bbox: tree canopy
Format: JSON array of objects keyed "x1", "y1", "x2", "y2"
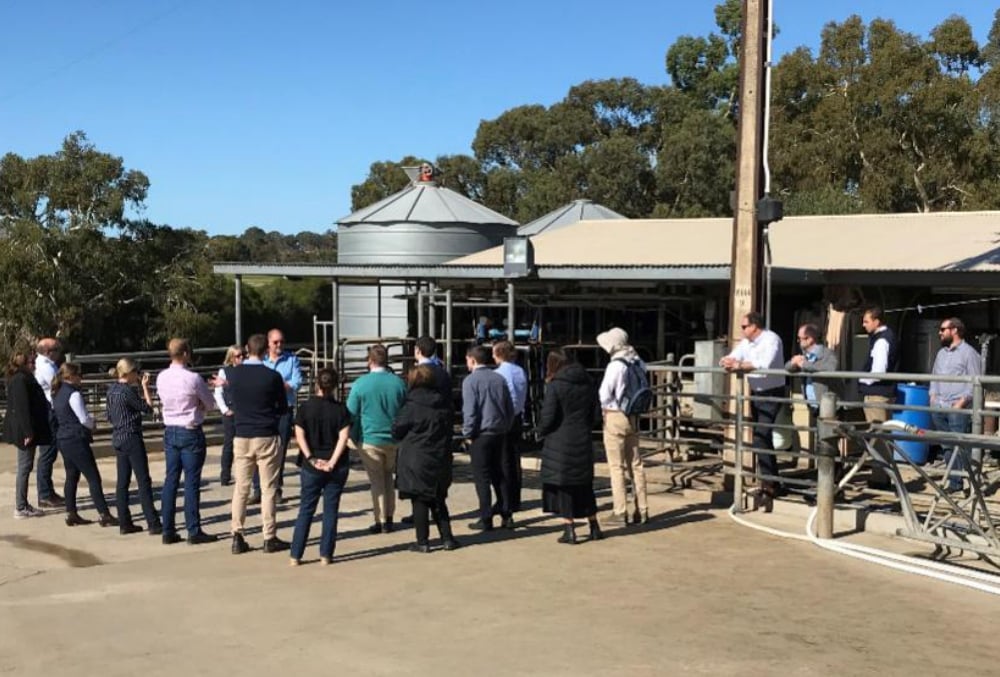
[{"x1": 351, "y1": 3, "x2": 1000, "y2": 222}]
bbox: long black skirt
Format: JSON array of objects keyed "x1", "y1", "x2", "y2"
[{"x1": 541, "y1": 483, "x2": 597, "y2": 519}]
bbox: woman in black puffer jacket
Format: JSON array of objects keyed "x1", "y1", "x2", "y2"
[
  {"x1": 538, "y1": 349, "x2": 603, "y2": 545},
  {"x1": 392, "y1": 364, "x2": 460, "y2": 553}
]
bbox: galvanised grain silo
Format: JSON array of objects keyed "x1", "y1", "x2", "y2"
[
  {"x1": 517, "y1": 198, "x2": 625, "y2": 236},
  {"x1": 337, "y1": 164, "x2": 518, "y2": 338}
]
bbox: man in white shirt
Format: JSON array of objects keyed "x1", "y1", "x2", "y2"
[
  {"x1": 720, "y1": 311, "x2": 786, "y2": 507},
  {"x1": 33, "y1": 337, "x2": 63, "y2": 507}
]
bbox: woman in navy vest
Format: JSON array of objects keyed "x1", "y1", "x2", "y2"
[
  {"x1": 106, "y1": 358, "x2": 161, "y2": 535},
  {"x1": 52, "y1": 362, "x2": 118, "y2": 527}
]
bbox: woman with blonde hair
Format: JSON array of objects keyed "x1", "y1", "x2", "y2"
[
  {"x1": 214, "y1": 344, "x2": 244, "y2": 485},
  {"x1": 52, "y1": 363, "x2": 117, "y2": 527},
  {"x1": 2, "y1": 343, "x2": 52, "y2": 519},
  {"x1": 106, "y1": 358, "x2": 160, "y2": 535}
]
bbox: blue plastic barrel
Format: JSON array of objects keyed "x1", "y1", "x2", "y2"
[{"x1": 892, "y1": 384, "x2": 931, "y2": 463}]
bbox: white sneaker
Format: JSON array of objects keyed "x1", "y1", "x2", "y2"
[{"x1": 14, "y1": 505, "x2": 44, "y2": 519}]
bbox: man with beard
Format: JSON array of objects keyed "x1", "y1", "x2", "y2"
[{"x1": 929, "y1": 317, "x2": 981, "y2": 492}]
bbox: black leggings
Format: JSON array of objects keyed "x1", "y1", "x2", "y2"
[
  {"x1": 60, "y1": 437, "x2": 110, "y2": 516},
  {"x1": 411, "y1": 495, "x2": 452, "y2": 544}
]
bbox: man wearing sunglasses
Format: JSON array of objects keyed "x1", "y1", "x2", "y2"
[
  {"x1": 720, "y1": 311, "x2": 786, "y2": 508},
  {"x1": 929, "y1": 317, "x2": 981, "y2": 492}
]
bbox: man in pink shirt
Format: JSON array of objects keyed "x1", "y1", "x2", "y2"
[{"x1": 155, "y1": 338, "x2": 217, "y2": 545}]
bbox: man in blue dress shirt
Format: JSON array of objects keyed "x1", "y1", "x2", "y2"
[
  {"x1": 493, "y1": 340, "x2": 527, "y2": 513},
  {"x1": 263, "y1": 328, "x2": 302, "y2": 503}
]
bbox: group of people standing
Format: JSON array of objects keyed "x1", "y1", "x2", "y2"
[
  {"x1": 721, "y1": 307, "x2": 984, "y2": 506},
  {"x1": 4, "y1": 324, "x2": 655, "y2": 563}
]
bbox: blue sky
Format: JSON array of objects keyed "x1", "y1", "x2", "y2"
[{"x1": 1, "y1": 1, "x2": 996, "y2": 235}]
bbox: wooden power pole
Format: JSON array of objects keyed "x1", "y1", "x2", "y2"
[{"x1": 728, "y1": 0, "x2": 769, "y2": 337}]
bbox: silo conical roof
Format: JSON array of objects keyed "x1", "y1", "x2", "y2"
[
  {"x1": 339, "y1": 180, "x2": 517, "y2": 226},
  {"x1": 517, "y1": 199, "x2": 625, "y2": 236}
]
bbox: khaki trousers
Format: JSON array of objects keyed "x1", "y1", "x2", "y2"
[
  {"x1": 602, "y1": 411, "x2": 648, "y2": 517},
  {"x1": 863, "y1": 395, "x2": 893, "y2": 485},
  {"x1": 231, "y1": 435, "x2": 281, "y2": 539},
  {"x1": 358, "y1": 443, "x2": 398, "y2": 523}
]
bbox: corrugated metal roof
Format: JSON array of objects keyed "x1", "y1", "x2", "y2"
[
  {"x1": 517, "y1": 199, "x2": 625, "y2": 236},
  {"x1": 339, "y1": 181, "x2": 518, "y2": 226},
  {"x1": 769, "y1": 211, "x2": 1000, "y2": 271},
  {"x1": 452, "y1": 218, "x2": 733, "y2": 266}
]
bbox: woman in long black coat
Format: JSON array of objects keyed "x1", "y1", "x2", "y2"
[
  {"x1": 3, "y1": 345, "x2": 52, "y2": 519},
  {"x1": 392, "y1": 364, "x2": 460, "y2": 553},
  {"x1": 538, "y1": 349, "x2": 603, "y2": 545}
]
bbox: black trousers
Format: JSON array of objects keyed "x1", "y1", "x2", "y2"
[
  {"x1": 751, "y1": 387, "x2": 784, "y2": 486},
  {"x1": 114, "y1": 434, "x2": 160, "y2": 528},
  {"x1": 60, "y1": 437, "x2": 110, "y2": 516},
  {"x1": 411, "y1": 491, "x2": 453, "y2": 545},
  {"x1": 469, "y1": 433, "x2": 507, "y2": 523},
  {"x1": 493, "y1": 418, "x2": 523, "y2": 513},
  {"x1": 220, "y1": 415, "x2": 235, "y2": 483}
]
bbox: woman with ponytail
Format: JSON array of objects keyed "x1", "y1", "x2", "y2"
[
  {"x1": 52, "y1": 363, "x2": 117, "y2": 527},
  {"x1": 288, "y1": 368, "x2": 351, "y2": 566},
  {"x1": 105, "y1": 358, "x2": 161, "y2": 535}
]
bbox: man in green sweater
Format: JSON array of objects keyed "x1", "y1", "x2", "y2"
[{"x1": 347, "y1": 344, "x2": 407, "y2": 533}]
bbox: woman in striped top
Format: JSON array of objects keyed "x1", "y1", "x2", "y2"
[{"x1": 106, "y1": 358, "x2": 161, "y2": 535}]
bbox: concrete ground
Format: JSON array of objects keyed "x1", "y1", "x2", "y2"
[{"x1": 0, "y1": 445, "x2": 997, "y2": 676}]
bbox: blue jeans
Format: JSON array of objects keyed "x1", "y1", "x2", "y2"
[
  {"x1": 290, "y1": 464, "x2": 348, "y2": 560},
  {"x1": 161, "y1": 426, "x2": 206, "y2": 536},
  {"x1": 932, "y1": 409, "x2": 970, "y2": 490}
]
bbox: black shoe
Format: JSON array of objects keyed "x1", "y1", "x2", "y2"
[
  {"x1": 65, "y1": 512, "x2": 92, "y2": 527},
  {"x1": 409, "y1": 542, "x2": 431, "y2": 554},
  {"x1": 501, "y1": 516, "x2": 515, "y2": 530},
  {"x1": 275, "y1": 491, "x2": 289, "y2": 505},
  {"x1": 220, "y1": 477, "x2": 233, "y2": 487},
  {"x1": 368, "y1": 522, "x2": 383, "y2": 535},
  {"x1": 557, "y1": 524, "x2": 577, "y2": 545},
  {"x1": 98, "y1": 513, "x2": 119, "y2": 528},
  {"x1": 187, "y1": 531, "x2": 217, "y2": 546},
  {"x1": 120, "y1": 523, "x2": 143, "y2": 535},
  {"x1": 231, "y1": 533, "x2": 250, "y2": 555},
  {"x1": 588, "y1": 521, "x2": 604, "y2": 541},
  {"x1": 162, "y1": 532, "x2": 183, "y2": 545},
  {"x1": 401, "y1": 515, "x2": 414, "y2": 525},
  {"x1": 148, "y1": 525, "x2": 163, "y2": 536},
  {"x1": 382, "y1": 519, "x2": 394, "y2": 534},
  {"x1": 262, "y1": 537, "x2": 290, "y2": 553},
  {"x1": 468, "y1": 519, "x2": 493, "y2": 531},
  {"x1": 39, "y1": 496, "x2": 65, "y2": 509},
  {"x1": 247, "y1": 493, "x2": 262, "y2": 506},
  {"x1": 442, "y1": 538, "x2": 462, "y2": 551},
  {"x1": 632, "y1": 510, "x2": 649, "y2": 526}
]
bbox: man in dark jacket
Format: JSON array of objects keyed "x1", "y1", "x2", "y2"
[
  {"x1": 227, "y1": 333, "x2": 289, "y2": 555},
  {"x1": 462, "y1": 345, "x2": 514, "y2": 531}
]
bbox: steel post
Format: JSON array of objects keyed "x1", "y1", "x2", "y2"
[
  {"x1": 445, "y1": 289, "x2": 453, "y2": 376},
  {"x1": 733, "y1": 376, "x2": 746, "y2": 512},
  {"x1": 507, "y1": 283, "x2": 515, "y2": 342},
  {"x1": 234, "y1": 274, "x2": 243, "y2": 345},
  {"x1": 815, "y1": 392, "x2": 839, "y2": 539}
]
